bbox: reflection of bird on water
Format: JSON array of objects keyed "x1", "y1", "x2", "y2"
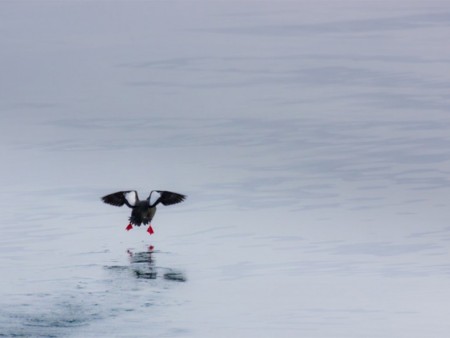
[
  {"x1": 127, "y1": 247, "x2": 187, "y2": 282},
  {"x1": 101, "y1": 190, "x2": 186, "y2": 234},
  {"x1": 127, "y1": 248, "x2": 157, "y2": 279}
]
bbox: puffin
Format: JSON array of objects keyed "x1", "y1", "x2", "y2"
[{"x1": 101, "y1": 190, "x2": 186, "y2": 235}]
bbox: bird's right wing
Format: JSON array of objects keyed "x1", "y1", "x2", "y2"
[{"x1": 101, "y1": 190, "x2": 138, "y2": 208}]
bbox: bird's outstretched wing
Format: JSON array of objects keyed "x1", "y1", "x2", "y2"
[
  {"x1": 101, "y1": 190, "x2": 138, "y2": 208},
  {"x1": 151, "y1": 190, "x2": 186, "y2": 206}
]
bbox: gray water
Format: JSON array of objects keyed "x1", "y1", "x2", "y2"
[{"x1": 1, "y1": 1, "x2": 450, "y2": 337}]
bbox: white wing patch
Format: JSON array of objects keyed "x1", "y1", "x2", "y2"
[
  {"x1": 124, "y1": 191, "x2": 137, "y2": 206},
  {"x1": 149, "y1": 191, "x2": 161, "y2": 205}
]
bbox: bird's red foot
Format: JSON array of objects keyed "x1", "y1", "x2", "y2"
[
  {"x1": 147, "y1": 225, "x2": 154, "y2": 235},
  {"x1": 126, "y1": 223, "x2": 133, "y2": 231}
]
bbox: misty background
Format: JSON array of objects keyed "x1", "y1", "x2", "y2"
[{"x1": 1, "y1": 1, "x2": 450, "y2": 337}]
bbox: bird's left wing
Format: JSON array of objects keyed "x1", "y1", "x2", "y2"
[
  {"x1": 101, "y1": 190, "x2": 138, "y2": 208},
  {"x1": 151, "y1": 190, "x2": 186, "y2": 206}
]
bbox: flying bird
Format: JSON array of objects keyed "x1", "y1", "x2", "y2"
[{"x1": 101, "y1": 190, "x2": 186, "y2": 235}]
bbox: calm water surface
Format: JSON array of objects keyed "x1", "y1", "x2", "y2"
[{"x1": 1, "y1": 1, "x2": 450, "y2": 337}]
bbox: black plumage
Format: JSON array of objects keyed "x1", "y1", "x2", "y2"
[{"x1": 101, "y1": 190, "x2": 186, "y2": 226}]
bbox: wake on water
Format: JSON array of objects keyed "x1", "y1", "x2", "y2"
[{"x1": 0, "y1": 247, "x2": 186, "y2": 337}]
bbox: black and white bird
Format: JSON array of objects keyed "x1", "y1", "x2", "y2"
[{"x1": 101, "y1": 190, "x2": 186, "y2": 234}]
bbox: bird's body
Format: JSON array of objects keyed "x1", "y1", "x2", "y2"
[
  {"x1": 130, "y1": 200, "x2": 156, "y2": 225},
  {"x1": 101, "y1": 190, "x2": 186, "y2": 234}
]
